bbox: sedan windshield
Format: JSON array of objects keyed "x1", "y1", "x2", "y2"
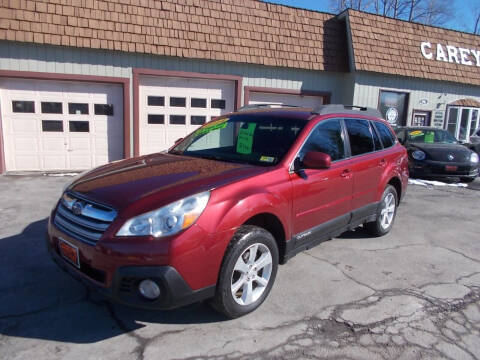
[
  {"x1": 169, "y1": 115, "x2": 307, "y2": 166},
  {"x1": 407, "y1": 129, "x2": 458, "y2": 144}
]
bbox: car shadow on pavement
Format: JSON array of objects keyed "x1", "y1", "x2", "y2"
[
  {"x1": 0, "y1": 218, "x2": 226, "y2": 345},
  {"x1": 337, "y1": 226, "x2": 372, "y2": 239}
]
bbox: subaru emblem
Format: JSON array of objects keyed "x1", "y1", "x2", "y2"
[
  {"x1": 447, "y1": 154, "x2": 454, "y2": 161},
  {"x1": 72, "y1": 201, "x2": 83, "y2": 215}
]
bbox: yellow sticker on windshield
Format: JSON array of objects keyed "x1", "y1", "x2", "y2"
[
  {"x1": 195, "y1": 118, "x2": 229, "y2": 136},
  {"x1": 260, "y1": 156, "x2": 275, "y2": 163},
  {"x1": 409, "y1": 130, "x2": 423, "y2": 137},
  {"x1": 236, "y1": 123, "x2": 257, "y2": 154}
]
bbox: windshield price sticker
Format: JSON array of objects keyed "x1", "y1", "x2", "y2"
[
  {"x1": 259, "y1": 156, "x2": 275, "y2": 163},
  {"x1": 195, "y1": 118, "x2": 229, "y2": 136},
  {"x1": 409, "y1": 130, "x2": 423, "y2": 137},
  {"x1": 236, "y1": 123, "x2": 257, "y2": 154}
]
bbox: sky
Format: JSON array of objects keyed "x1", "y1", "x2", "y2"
[{"x1": 263, "y1": 0, "x2": 479, "y2": 34}]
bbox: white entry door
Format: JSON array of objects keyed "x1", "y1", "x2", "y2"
[
  {"x1": 0, "y1": 78, "x2": 123, "y2": 172},
  {"x1": 139, "y1": 75, "x2": 235, "y2": 155},
  {"x1": 248, "y1": 91, "x2": 325, "y2": 108}
]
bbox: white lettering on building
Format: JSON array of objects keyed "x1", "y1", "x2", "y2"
[
  {"x1": 420, "y1": 41, "x2": 480, "y2": 67},
  {"x1": 421, "y1": 42, "x2": 433, "y2": 59}
]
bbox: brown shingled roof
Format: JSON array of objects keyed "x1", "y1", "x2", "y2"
[
  {"x1": 449, "y1": 99, "x2": 480, "y2": 107},
  {"x1": 347, "y1": 9, "x2": 480, "y2": 86},
  {"x1": 0, "y1": 0, "x2": 348, "y2": 72}
]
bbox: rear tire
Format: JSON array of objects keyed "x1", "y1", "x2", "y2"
[
  {"x1": 365, "y1": 185, "x2": 398, "y2": 237},
  {"x1": 460, "y1": 177, "x2": 476, "y2": 183},
  {"x1": 210, "y1": 225, "x2": 279, "y2": 318}
]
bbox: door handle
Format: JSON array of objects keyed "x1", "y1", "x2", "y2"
[{"x1": 340, "y1": 169, "x2": 352, "y2": 178}]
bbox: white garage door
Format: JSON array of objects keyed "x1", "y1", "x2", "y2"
[
  {"x1": 139, "y1": 75, "x2": 235, "y2": 155},
  {"x1": 0, "y1": 78, "x2": 123, "y2": 172},
  {"x1": 248, "y1": 91, "x2": 325, "y2": 108}
]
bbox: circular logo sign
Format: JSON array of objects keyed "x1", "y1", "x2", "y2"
[{"x1": 386, "y1": 107, "x2": 399, "y2": 124}]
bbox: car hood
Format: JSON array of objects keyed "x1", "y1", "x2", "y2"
[
  {"x1": 68, "y1": 153, "x2": 270, "y2": 210},
  {"x1": 408, "y1": 143, "x2": 472, "y2": 162}
]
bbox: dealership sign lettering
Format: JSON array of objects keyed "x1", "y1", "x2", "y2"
[{"x1": 420, "y1": 42, "x2": 480, "y2": 67}]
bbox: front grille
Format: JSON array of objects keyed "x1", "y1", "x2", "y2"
[{"x1": 54, "y1": 192, "x2": 117, "y2": 245}]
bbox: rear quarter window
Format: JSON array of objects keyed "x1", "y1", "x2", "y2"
[{"x1": 374, "y1": 122, "x2": 396, "y2": 148}]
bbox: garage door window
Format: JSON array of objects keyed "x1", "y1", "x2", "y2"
[
  {"x1": 41, "y1": 102, "x2": 63, "y2": 114},
  {"x1": 170, "y1": 115, "x2": 186, "y2": 124},
  {"x1": 42, "y1": 120, "x2": 63, "y2": 132},
  {"x1": 191, "y1": 116, "x2": 206, "y2": 125},
  {"x1": 147, "y1": 96, "x2": 165, "y2": 106},
  {"x1": 12, "y1": 100, "x2": 34, "y2": 113},
  {"x1": 94, "y1": 104, "x2": 114, "y2": 116},
  {"x1": 191, "y1": 98, "x2": 207, "y2": 108},
  {"x1": 69, "y1": 103, "x2": 89, "y2": 115},
  {"x1": 148, "y1": 114, "x2": 165, "y2": 124},
  {"x1": 69, "y1": 121, "x2": 89, "y2": 132},
  {"x1": 211, "y1": 99, "x2": 226, "y2": 109},
  {"x1": 170, "y1": 97, "x2": 186, "y2": 107}
]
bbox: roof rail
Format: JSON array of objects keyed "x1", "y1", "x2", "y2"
[
  {"x1": 236, "y1": 103, "x2": 302, "y2": 112},
  {"x1": 312, "y1": 104, "x2": 383, "y2": 119}
]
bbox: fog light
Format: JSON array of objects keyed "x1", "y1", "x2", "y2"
[{"x1": 138, "y1": 279, "x2": 161, "y2": 300}]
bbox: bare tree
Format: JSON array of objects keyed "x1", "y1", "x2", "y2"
[
  {"x1": 330, "y1": 0, "x2": 451, "y2": 27},
  {"x1": 474, "y1": 11, "x2": 480, "y2": 34}
]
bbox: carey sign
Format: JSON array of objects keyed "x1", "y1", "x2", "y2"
[{"x1": 420, "y1": 42, "x2": 480, "y2": 67}]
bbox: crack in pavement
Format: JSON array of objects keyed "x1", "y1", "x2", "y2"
[{"x1": 169, "y1": 284, "x2": 480, "y2": 360}]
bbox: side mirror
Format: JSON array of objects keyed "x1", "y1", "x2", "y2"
[{"x1": 302, "y1": 151, "x2": 331, "y2": 169}]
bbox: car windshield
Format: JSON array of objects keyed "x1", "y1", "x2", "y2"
[
  {"x1": 406, "y1": 129, "x2": 458, "y2": 144},
  {"x1": 169, "y1": 115, "x2": 307, "y2": 166}
]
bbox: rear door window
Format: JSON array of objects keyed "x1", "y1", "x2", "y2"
[{"x1": 345, "y1": 118, "x2": 375, "y2": 156}]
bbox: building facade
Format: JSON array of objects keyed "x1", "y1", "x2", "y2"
[{"x1": 0, "y1": 0, "x2": 479, "y2": 173}]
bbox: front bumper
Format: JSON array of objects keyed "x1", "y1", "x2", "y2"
[
  {"x1": 46, "y1": 229, "x2": 215, "y2": 310},
  {"x1": 409, "y1": 160, "x2": 479, "y2": 179}
]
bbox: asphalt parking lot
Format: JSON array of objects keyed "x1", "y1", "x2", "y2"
[{"x1": 1, "y1": 175, "x2": 479, "y2": 360}]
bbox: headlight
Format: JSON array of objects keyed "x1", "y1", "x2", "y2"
[
  {"x1": 116, "y1": 191, "x2": 210, "y2": 237},
  {"x1": 471, "y1": 152, "x2": 479, "y2": 164},
  {"x1": 412, "y1": 150, "x2": 426, "y2": 161}
]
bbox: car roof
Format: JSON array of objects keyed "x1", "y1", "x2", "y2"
[{"x1": 230, "y1": 104, "x2": 383, "y2": 121}]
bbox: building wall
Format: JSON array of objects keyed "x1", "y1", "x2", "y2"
[
  {"x1": 0, "y1": 41, "x2": 349, "y2": 156},
  {"x1": 353, "y1": 71, "x2": 480, "y2": 127}
]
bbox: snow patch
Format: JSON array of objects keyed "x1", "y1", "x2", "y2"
[
  {"x1": 43, "y1": 173, "x2": 79, "y2": 177},
  {"x1": 408, "y1": 178, "x2": 468, "y2": 188}
]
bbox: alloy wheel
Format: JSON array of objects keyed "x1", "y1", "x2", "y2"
[
  {"x1": 380, "y1": 192, "x2": 395, "y2": 230},
  {"x1": 230, "y1": 243, "x2": 273, "y2": 306}
]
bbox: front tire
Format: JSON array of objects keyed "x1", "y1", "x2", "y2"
[
  {"x1": 365, "y1": 185, "x2": 398, "y2": 237},
  {"x1": 210, "y1": 225, "x2": 279, "y2": 318}
]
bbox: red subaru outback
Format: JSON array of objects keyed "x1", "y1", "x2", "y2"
[{"x1": 47, "y1": 104, "x2": 408, "y2": 318}]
